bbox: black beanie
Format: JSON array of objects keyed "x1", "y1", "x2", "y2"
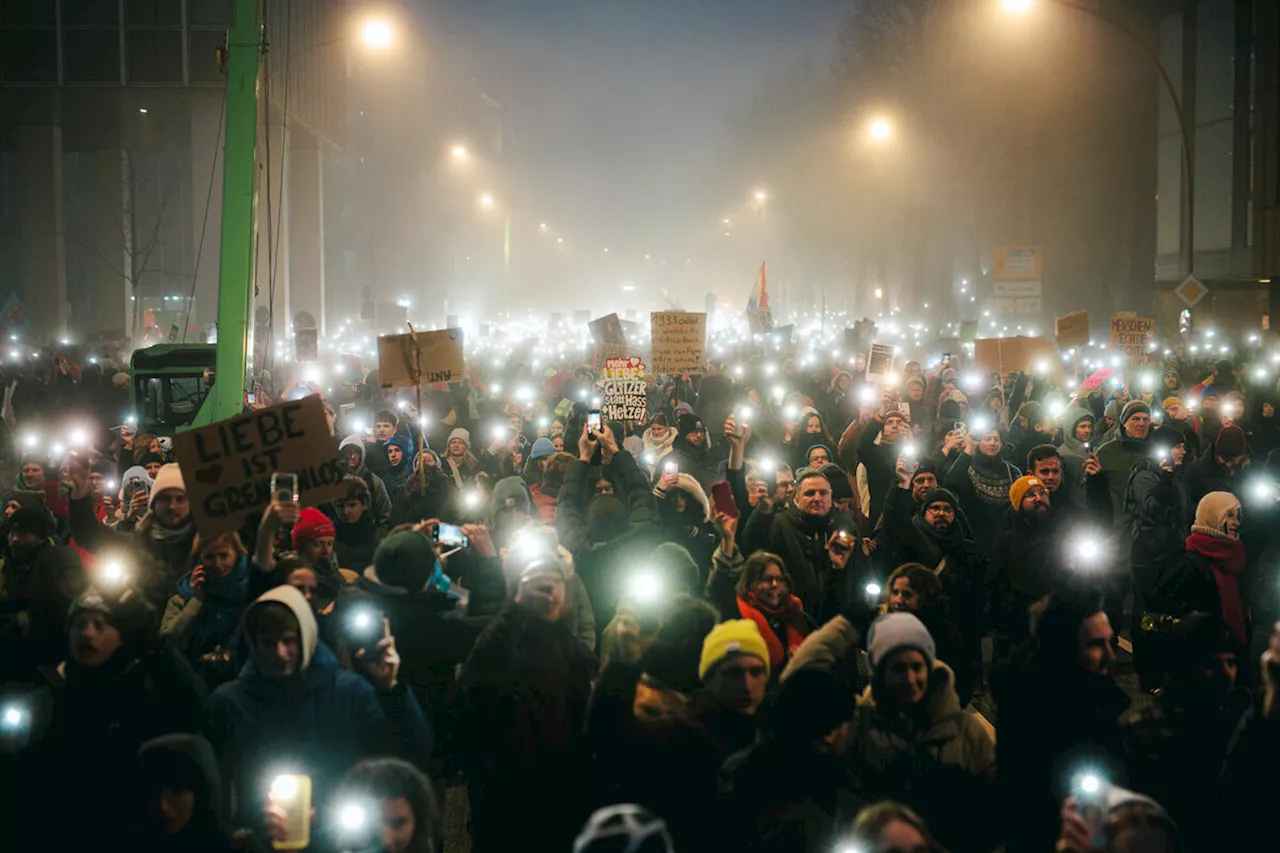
[
  {"x1": 677, "y1": 413, "x2": 706, "y2": 436},
  {"x1": 819, "y1": 464, "x2": 853, "y2": 502},
  {"x1": 587, "y1": 495, "x2": 629, "y2": 543},
  {"x1": 8, "y1": 505, "x2": 51, "y2": 540},
  {"x1": 911, "y1": 459, "x2": 940, "y2": 484},
  {"x1": 917, "y1": 487, "x2": 959, "y2": 516}
]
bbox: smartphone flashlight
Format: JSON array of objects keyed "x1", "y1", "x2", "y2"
[
  {"x1": 337, "y1": 801, "x2": 369, "y2": 833},
  {"x1": 1, "y1": 703, "x2": 26, "y2": 731},
  {"x1": 664, "y1": 461, "x2": 678, "y2": 474},
  {"x1": 99, "y1": 559, "x2": 128, "y2": 586},
  {"x1": 865, "y1": 582, "x2": 882, "y2": 597},
  {"x1": 902, "y1": 443, "x2": 917, "y2": 460},
  {"x1": 627, "y1": 570, "x2": 664, "y2": 604},
  {"x1": 1076, "y1": 540, "x2": 1101, "y2": 562},
  {"x1": 738, "y1": 405, "x2": 755, "y2": 423},
  {"x1": 858, "y1": 385, "x2": 877, "y2": 405}
]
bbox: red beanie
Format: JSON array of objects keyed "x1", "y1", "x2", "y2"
[{"x1": 292, "y1": 507, "x2": 335, "y2": 548}]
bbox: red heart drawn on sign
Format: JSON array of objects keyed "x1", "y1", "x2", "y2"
[
  {"x1": 194, "y1": 464, "x2": 223, "y2": 485},
  {"x1": 629, "y1": 356, "x2": 641, "y2": 367}
]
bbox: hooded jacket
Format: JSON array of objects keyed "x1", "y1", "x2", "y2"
[
  {"x1": 67, "y1": 493, "x2": 197, "y2": 609},
  {"x1": 205, "y1": 586, "x2": 433, "y2": 824},
  {"x1": 161, "y1": 556, "x2": 251, "y2": 664},
  {"x1": 132, "y1": 734, "x2": 233, "y2": 852},
  {"x1": 378, "y1": 434, "x2": 414, "y2": 496},
  {"x1": 1094, "y1": 430, "x2": 1150, "y2": 531},
  {"x1": 339, "y1": 435, "x2": 394, "y2": 528},
  {"x1": 653, "y1": 471, "x2": 718, "y2": 585}
]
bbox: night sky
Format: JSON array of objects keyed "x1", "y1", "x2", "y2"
[{"x1": 427, "y1": 0, "x2": 848, "y2": 262}]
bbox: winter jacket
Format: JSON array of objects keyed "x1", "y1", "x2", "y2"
[
  {"x1": 338, "y1": 436, "x2": 394, "y2": 528},
  {"x1": 12, "y1": 645, "x2": 208, "y2": 848},
  {"x1": 990, "y1": 509, "x2": 1068, "y2": 650},
  {"x1": 855, "y1": 415, "x2": 900, "y2": 524},
  {"x1": 130, "y1": 733, "x2": 235, "y2": 853},
  {"x1": 1125, "y1": 458, "x2": 1190, "y2": 586},
  {"x1": 205, "y1": 587, "x2": 433, "y2": 827},
  {"x1": 844, "y1": 665, "x2": 997, "y2": 853},
  {"x1": 1094, "y1": 433, "x2": 1150, "y2": 532},
  {"x1": 1182, "y1": 450, "x2": 1241, "y2": 512},
  {"x1": 161, "y1": 557, "x2": 251, "y2": 665},
  {"x1": 764, "y1": 504, "x2": 847, "y2": 619},
  {"x1": 458, "y1": 601, "x2": 597, "y2": 852},
  {"x1": 331, "y1": 509, "x2": 383, "y2": 570}
]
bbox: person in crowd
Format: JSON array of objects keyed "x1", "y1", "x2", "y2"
[
  {"x1": 1122, "y1": 612, "x2": 1248, "y2": 851},
  {"x1": 441, "y1": 427, "x2": 480, "y2": 489},
  {"x1": 13, "y1": 585, "x2": 207, "y2": 847},
  {"x1": 396, "y1": 448, "x2": 455, "y2": 525},
  {"x1": 993, "y1": 586, "x2": 1130, "y2": 853},
  {"x1": 650, "y1": 446, "x2": 718, "y2": 583},
  {"x1": 790, "y1": 612, "x2": 995, "y2": 853},
  {"x1": 205, "y1": 585, "x2": 432, "y2": 836},
  {"x1": 642, "y1": 412, "x2": 676, "y2": 464},
  {"x1": 881, "y1": 562, "x2": 971, "y2": 706},
  {"x1": 458, "y1": 555, "x2": 597, "y2": 852},
  {"x1": 659, "y1": 412, "x2": 716, "y2": 491},
  {"x1": 944, "y1": 422, "x2": 1020, "y2": 553},
  {"x1": 872, "y1": 457, "x2": 939, "y2": 544},
  {"x1": 379, "y1": 434, "x2": 415, "y2": 498},
  {"x1": 292, "y1": 505, "x2": 338, "y2": 574},
  {"x1": 339, "y1": 757, "x2": 441, "y2": 853},
  {"x1": 1009, "y1": 401, "x2": 1056, "y2": 474},
  {"x1": 1094, "y1": 400, "x2": 1154, "y2": 530},
  {"x1": 1148, "y1": 491, "x2": 1249, "y2": 650},
  {"x1": 991, "y1": 475, "x2": 1067, "y2": 657},
  {"x1": 1218, "y1": 620, "x2": 1280, "y2": 847},
  {"x1": 339, "y1": 435, "x2": 394, "y2": 529},
  {"x1": 528, "y1": 450, "x2": 574, "y2": 523},
  {"x1": 1183, "y1": 421, "x2": 1249, "y2": 509},
  {"x1": 366, "y1": 409, "x2": 408, "y2": 476},
  {"x1": 1126, "y1": 423, "x2": 1191, "y2": 677},
  {"x1": 1028, "y1": 443, "x2": 1105, "y2": 522},
  {"x1": 1054, "y1": 787, "x2": 1183, "y2": 853},
  {"x1": 131, "y1": 734, "x2": 234, "y2": 853},
  {"x1": 856, "y1": 405, "x2": 911, "y2": 525},
  {"x1": 67, "y1": 458, "x2": 195, "y2": 607},
  {"x1": 160, "y1": 531, "x2": 249, "y2": 687},
  {"x1": 695, "y1": 618, "x2": 770, "y2": 752},
  {"x1": 757, "y1": 467, "x2": 847, "y2": 619},
  {"x1": 573, "y1": 805, "x2": 675, "y2": 853},
  {"x1": 331, "y1": 475, "x2": 383, "y2": 569},
  {"x1": 705, "y1": 515, "x2": 815, "y2": 677},
  {"x1": 0, "y1": 505, "x2": 81, "y2": 617},
  {"x1": 843, "y1": 801, "x2": 943, "y2": 853}
]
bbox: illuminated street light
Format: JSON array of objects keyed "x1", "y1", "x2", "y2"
[
  {"x1": 361, "y1": 17, "x2": 394, "y2": 49},
  {"x1": 539, "y1": 222, "x2": 548, "y2": 230},
  {"x1": 479, "y1": 192, "x2": 495, "y2": 209},
  {"x1": 753, "y1": 190, "x2": 767, "y2": 203},
  {"x1": 450, "y1": 144, "x2": 469, "y2": 161},
  {"x1": 1002, "y1": 0, "x2": 1034, "y2": 12},
  {"x1": 868, "y1": 117, "x2": 893, "y2": 142}
]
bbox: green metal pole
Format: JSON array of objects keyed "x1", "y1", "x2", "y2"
[{"x1": 191, "y1": 0, "x2": 260, "y2": 427}]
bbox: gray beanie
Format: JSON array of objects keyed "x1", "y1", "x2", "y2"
[{"x1": 866, "y1": 612, "x2": 936, "y2": 671}]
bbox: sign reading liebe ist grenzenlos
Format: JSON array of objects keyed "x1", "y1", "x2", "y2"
[{"x1": 174, "y1": 394, "x2": 348, "y2": 539}]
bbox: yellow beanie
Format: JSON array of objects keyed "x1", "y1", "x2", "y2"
[
  {"x1": 1162, "y1": 396, "x2": 1183, "y2": 411},
  {"x1": 699, "y1": 619, "x2": 770, "y2": 681},
  {"x1": 1009, "y1": 475, "x2": 1044, "y2": 509}
]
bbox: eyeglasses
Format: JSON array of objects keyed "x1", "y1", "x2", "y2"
[{"x1": 759, "y1": 574, "x2": 788, "y2": 587}]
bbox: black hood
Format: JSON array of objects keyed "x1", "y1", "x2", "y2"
[{"x1": 136, "y1": 733, "x2": 225, "y2": 837}]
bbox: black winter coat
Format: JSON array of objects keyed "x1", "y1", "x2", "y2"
[
  {"x1": 764, "y1": 505, "x2": 847, "y2": 619},
  {"x1": 1125, "y1": 458, "x2": 1190, "y2": 588}
]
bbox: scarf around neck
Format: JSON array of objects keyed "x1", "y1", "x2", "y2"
[
  {"x1": 737, "y1": 593, "x2": 807, "y2": 670},
  {"x1": 1185, "y1": 531, "x2": 1247, "y2": 643}
]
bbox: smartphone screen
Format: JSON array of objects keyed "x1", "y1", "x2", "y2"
[
  {"x1": 710, "y1": 481, "x2": 739, "y2": 519},
  {"x1": 269, "y1": 774, "x2": 312, "y2": 850},
  {"x1": 587, "y1": 410, "x2": 603, "y2": 432},
  {"x1": 271, "y1": 473, "x2": 299, "y2": 503},
  {"x1": 434, "y1": 522, "x2": 469, "y2": 549}
]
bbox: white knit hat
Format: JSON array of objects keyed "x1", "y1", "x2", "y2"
[
  {"x1": 448, "y1": 427, "x2": 471, "y2": 448},
  {"x1": 148, "y1": 463, "x2": 186, "y2": 508},
  {"x1": 866, "y1": 612, "x2": 936, "y2": 671}
]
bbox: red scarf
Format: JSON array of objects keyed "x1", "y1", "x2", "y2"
[
  {"x1": 1185, "y1": 532, "x2": 1247, "y2": 643},
  {"x1": 737, "y1": 594, "x2": 808, "y2": 670}
]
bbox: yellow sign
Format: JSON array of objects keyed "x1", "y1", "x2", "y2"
[
  {"x1": 994, "y1": 245, "x2": 1043, "y2": 281},
  {"x1": 650, "y1": 311, "x2": 707, "y2": 375}
]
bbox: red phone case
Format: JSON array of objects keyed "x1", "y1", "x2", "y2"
[{"x1": 710, "y1": 481, "x2": 739, "y2": 519}]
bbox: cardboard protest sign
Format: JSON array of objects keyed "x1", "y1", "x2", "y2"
[
  {"x1": 747, "y1": 307, "x2": 773, "y2": 334},
  {"x1": 865, "y1": 342, "x2": 895, "y2": 383},
  {"x1": 377, "y1": 328, "x2": 465, "y2": 387},
  {"x1": 600, "y1": 356, "x2": 647, "y2": 422},
  {"x1": 1055, "y1": 311, "x2": 1090, "y2": 350},
  {"x1": 650, "y1": 311, "x2": 707, "y2": 375},
  {"x1": 174, "y1": 394, "x2": 348, "y2": 539},
  {"x1": 1109, "y1": 316, "x2": 1155, "y2": 357},
  {"x1": 589, "y1": 313, "x2": 628, "y2": 370},
  {"x1": 973, "y1": 336, "x2": 1064, "y2": 381}
]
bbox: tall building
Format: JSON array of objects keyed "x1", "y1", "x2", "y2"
[
  {"x1": 0, "y1": 0, "x2": 346, "y2": 342},
  {"x1": 1154, "y1": 0, "x2": 1280, "y2": 330}
]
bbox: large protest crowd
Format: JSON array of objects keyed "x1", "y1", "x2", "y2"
[{"x1": 0, "y1": 324, "x2": 1278, "y2": 853}]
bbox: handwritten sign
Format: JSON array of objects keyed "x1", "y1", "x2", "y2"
[
  {"x1": 600, "y1": 357, "x2": 647, "y2": 422},
  {"x1": 650, "y1": 311, "x2": 706, "y2": 375},
  {"x1": 1109, "y1": 316, "x2": 1155, "y2": 357},
  {"x1": 377, "y1": 328, "x2": 465, "y2": 387},
  {"x1": 295, "y1": 327, "x2": 318, "y2": 362},
  {"x1": 174, "y1": 394, "x2": 347, "y2": 539}
]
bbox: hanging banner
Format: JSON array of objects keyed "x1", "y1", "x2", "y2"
[{"x1": 650, "y1": 311, "x2": 707, "y2": 375}]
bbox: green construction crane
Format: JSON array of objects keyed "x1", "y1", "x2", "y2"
[{"x1": 129, "y1": 0, "x2": 259, "y2": 435}]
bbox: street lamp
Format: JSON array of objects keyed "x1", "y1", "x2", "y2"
[
  {"x1": 479, "y1": 193, "x2": 495, "y2": 209},
  {"x1": 868, "y1": 117, "x2": 893, "y2": 142},
  {"x1": 753, "y1": 190, "x2": 767, "y2": 203},
  {"x1": 361, "y1": 18, "x2": 394, "y2": 49},
  {"x1": 450, "y1": 144, "x2": 469, "y2": 161},
  {"x1": 1002, "y1": 0, "x2": 1033, "y2": 12}
]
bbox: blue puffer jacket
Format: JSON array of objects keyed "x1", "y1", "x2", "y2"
[
  {"x1": 172, "y1": 556, "x2": 250, "y2": 658},
  {"x1": 205, "y1": 586, "x2": 433, "y2": 828}
]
